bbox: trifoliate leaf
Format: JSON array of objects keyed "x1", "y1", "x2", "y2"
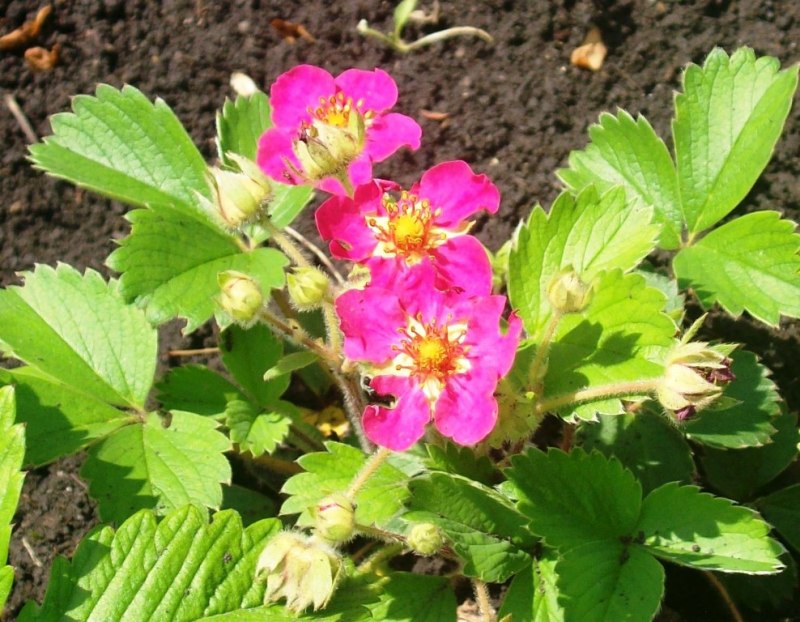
[
  {"x1": 0, "y1": 263, "x2": 157, "y2": 409},
  {"x1": 637, "y1": 482, "x2": 785, "y2": 574},
  {"x1": 368, "y1": 573, "x2": 456, "y2": 622},
  {"x1": 280, "y1": 442, "x2": 409, "y2": 528},
  {"x1": 702, "y1": 408, "x2": 799, "y2": 500},
  {"x1": 107, "y1": 208, "x2": 287, "y2": 333},
  {"x1": 577, "y1": 407, "x2": 695, "y2": 494},
  {"x1": 557, "y1": 541, "x2": 664, "y2": 622},
  {"x1": 755, "y1": 484, "x2": 800, "y2": 554},
  {"x1": 498, "y1": 552, "x2": 564, "y2": 622},
  {"x1": 508, "y1": 186, "x2": 659, "y2": 338},
  {"x1": 673, "y1": 47, "x2": 799, "y2": 234},
  {"x1": 226, "y1": 400, "x2": 292, "y2": 457},
  {"x1": 543, "y1": 270, "x2": 675, "y2": 419},
  {"x1": 683, "y1": 350, "x2": 781, "y2": 448},
  {"x1": 220, "y1": 324, "x2": 288, "y2": 407},
  {"x1": 29, "y1": 84, "x2": 213, "y2": 224},
  {"x1": 82, "y1": 411, "x2": 232, "y2": 523},
  {"x1": 216, "y1": 92, "x2": 270, "y2": 165},
  {"x1": 0, "y1": 387, "x2": 24, "y2": 611},
  {"x1": 507, "y1": 448, "x2": 641, "y2": 551},
  {"x1": 425, "y1": 443, "x2": 498, "y2": 486},
  {"x1": 18, "y1": 506, "x2": 281, "y2": 621},
  {"x1": 405, "y1": 472, "x2": 534, "y2": 582},
  {"x1": 558, "y1": 110, "x2": 682, "y2": 249},
  {"x1": 0, "y1": 367, "x2": 133, "y2": 465},
  {"x1": 156, "y1": 365, "x2": 246, "y2": 420},
  {"x1": 673, "y1": 211, "x2": 800, "y2": 325}
]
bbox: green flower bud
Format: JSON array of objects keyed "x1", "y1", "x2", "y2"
[
  {"x1": 207, "y1": 154, "x2": 271, "y2": 228},
  {"x1": 547, "y1": 268, "x2": 592, "y2": 314},
  {"x1": 490, "y1": 240, "x2": 512, "y2": 292},
  {"x1": 217, "y1": 271, "x2": 263, "y2": 327},
  {"x1": 314, "y1": 494, "x2": 356, "y2": 543},
  {"x1": 256, "y1": 531, "x2": 344, "y2": 613},
  {"x1": 287, "y1": 266, "x2": 331, "y2": 311},
  {"x1": 293, "y1": 112, "x2": 365, "y2": 182},
  {"x1": 407, "y1": 522, "x2": 445, "y2": 556}
]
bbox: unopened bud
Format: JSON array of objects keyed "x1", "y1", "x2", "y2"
[
  {"x1": 218, "y1": 271, "x2": 263, "y2": 327},
  {"x1": 256, "y1": 531, "x2": 344, "y2": 612},
  {"x1": 314, "y1": 494, "x2": 356, "y2": 543},
  {"x1": 293, "y1": 113, "x2": 365, "y2": 182},
  {"x1": 287, "y1": 266, "x2": 330, "y2": 311},
  {"x1": 207, "y1": 154, "x2": 271, "y2": 228},
  {"x1": 547, "y1": 269, "x2": 592, "y2": 314},
  {"x1": 408, "y1": 522, "x2": 445, "y2": 556},
  {"x1": 491, "y1": 240, "x2": 512, "y2": 291}
]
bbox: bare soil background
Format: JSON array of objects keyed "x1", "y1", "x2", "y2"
[{"x1": 1, "y1": 0, "x2": 798, "y2": 619}]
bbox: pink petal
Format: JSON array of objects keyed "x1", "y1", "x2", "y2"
[
  {"x1": 335, "y1": 287, "x2": 404, "y2": 363},
  {"x1": 365, "y1": 113, "x2": 422, "y2": 163},
  {"x1": 334, "y1": 68, "x2": 398, "y2": 112},
  {"x1": 315, "y1": 183, "x2": 383, "y2": 260},
  {"x1": 456, "y1": 296, "x2": 522, "y2": 377},
  {"x1": 257, "y1": 128, "x2": 303, "y2": 185},
  {"x1": 364, "y1": 375, "x2": 430, "y2": 451},
  {"x1": 270, "y1": 65, "x2": 336, "y2": 128},
  {"x1": 434, "y1": 373, "x2": 499, "y2": 446},
  {"x1": 418, "y1": 161, "x2": 501, "y2": 227},
  {"x1": 393, "y1": 266, "x2": 449, "y2": 322},
  {"x1": 430, "y1": 235, "x2": 493, "y2": 296},
  {"x1": 315, "y1": 155, "x2": 374, "y2": 196}
]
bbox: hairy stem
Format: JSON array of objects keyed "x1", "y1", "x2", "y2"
[
  {"x1": 346, "y1": 447, "x2": 392, "y2": 499},
  {"x1": 263, "y1": 219, "x2": 312, "y2": 268},
  {"x1": 258, "y1": 308, "x2": 340, "y2": 364},
  {"x1": 473, "y1": 579, "x2": 496, "y2": 622},
  {"x1": 357, "y1": 543, "x2": 405, "y2": 574},
  {"x1": 285, "y1": 226, "x2": 346, "y2": 284},
  {"x1": 528, "y1": 310, "x2": 563, "y2": 392},
  {"x1": 704, "y1": 571, "x2": 743, "y2": 622},
  {"x1": 535, "y1": 379, "x2": 660, "y2": 415}
]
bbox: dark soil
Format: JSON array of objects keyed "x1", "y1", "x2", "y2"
[{"x1": 1, "y1": 0, "x2": 799, "y2": 619}]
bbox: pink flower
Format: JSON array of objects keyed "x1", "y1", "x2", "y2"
[
  {"x1": 335, "y1": 276, "x2": 521, "y2": 450},
  {"x1": 257, "y1": 65, "x2": 422, "y2": 195},
  {"x1": 316, "y1": 161, "x2": 500, "y2": 295}
]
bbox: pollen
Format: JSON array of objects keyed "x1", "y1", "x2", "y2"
[
  {"x1": 396, "y1": 319, "x2": 469, "y2": 385},
  {"x1": 369, "y1": 192, "x2": 440, "y2": 258},
  {"x1": 308, "y1": 92, "x2": 366, "y2": 129}
]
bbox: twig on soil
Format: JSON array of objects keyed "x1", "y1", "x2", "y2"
[
  {"x1": 167, "y1": 346, "x2": 220, "y2": 357},
  {"x1": 4, "y1": 94, "x2": 39, "y2": 144},
  {"x1": 21, "y1": 537, "x2": 43, "y2": 568},
  {"x1": 68, "y1": 472, "x2": 88, "y2": 491}
]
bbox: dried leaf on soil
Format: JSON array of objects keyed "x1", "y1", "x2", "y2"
[{"x1": 570, "y1": 26, "x2": 607, "y2": 71}]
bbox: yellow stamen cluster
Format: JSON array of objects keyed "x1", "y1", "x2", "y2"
[
  {"x1": 306, "y1": 92, "x2": 374, "y2": 130},
  {"x1": 393, "y1": 314, "x2": 468, "y2": 384},
  {"x1": 369, "y1": 192, "x2": 446, "y2": 258}
]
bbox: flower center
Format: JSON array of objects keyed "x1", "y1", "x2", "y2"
[
  {"x1": 369, "y1": 192, "x2": 445, "y2": 259},
  {"x1": 393, "y1": 315, "x2": 469, "y2": 388}
]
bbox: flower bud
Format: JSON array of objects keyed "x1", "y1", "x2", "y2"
[
  {"x1": 547, "y1": 269, "x2": 592, "y2": 314},
  {"x1": 314, "y1": 494, "x2": 356, "y2": 543},
  {"x1": 490, "y1": 240, "x2": 512, "y2": 292},
  {"x1": 408, "y1": 523, "x2": 445, "y2": 556},
  {"x1": 256, "y1": 531, "x2": 344, "y2": 612},
  {"x1": 287, "y1": 266, "x2": 331, "y2": 311},
  {"x1": 217, "y1": 271, "x2": 263, "y2": 327},
  {"x1": 207, "y1": 154, "x2": 272, "y2": 228},
  {"x1": 293, "y1": 112, "x2": 365, "y2": 182}
]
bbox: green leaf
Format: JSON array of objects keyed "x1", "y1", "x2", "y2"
[
  {"x1": 368, "y1": 573, "x2": 456, "y2": 622},
  {"x1": 221, "y1": 484, "x2": 276, "y2": 526},
  {"x1": 406, "y1": 472, "x2": 534, "y2": 582},
  {"x1": 673, "y1": 47, "x2": 799, "y2": 233},
  {"x1": 0, "y1": 264, "x2": 157, "y2": 409},
  {"x1": 108, "y1": 208, "x2": 288, "y2": 333},
  {"x1": 637, "y1": 482, "x2": 785, "y2": 574},
  {"x1": 544, "y1": 270, "x2": 675, "y2": 419},
  {"x1": 719, "y1": 552, "x2": 798, "y2": 611},
  {"x1": 673, "y1": 211, "x2": 800, "y2": 325},
  {"x1": 508, "y1": 186, "x2": 660, "y2": 338},
  {"x1": 507, "y1": 449, "x2": 641, "y2": 551},
  {"x1": 0, "y1": 387, "x2": 24, "y2": 611},
  {"x1": 281, "y1": 442, "x2": 409, "y2": 528},
  {"x1": 499, "y1": 552, "x2": 564, "y2": 622},
  {"x1": 157, "y1": 365, "x2": 245, "y2": 420},
  {"x1": 20, "y1": 506, "x2": 282, "y2": 621},
  {"x1": 558, "y1": 110, "x2": 682, "y2": 248},
  {"x1": 635, "y1": 268, "x2": 685, "y2": 323},
  {"x1": 557, "y1": 541, "x2": 664, "y2": 622},
  {"x1": 756, "y1": 485, "x2": 800, "y2": 554},
  {"x1": 29, "y1": 84, "x2": 212, "y2": 223},
  {"x1": 82, "y1": 411, "x2": 232, "y2": 523},
  {"x1": 226, "y1": 400, "x2": 292, "y2": 457},
  {"x1": 425, "y1": 443, "x2": 498, "y2": 486},
  {"x1": 267, "y1": 184, "x2": 314, "y2": 231},
  {"x1": 0, "y1": 367, "x2": 133, "y2": 465},
  {"x1": 393, "y1": 0, "x2": 418, "y2": 35},
  {"x1": 683, "y1": 350, "x2": 781, "y2": 448},
  {"x1": 577, "y1": 407, "x2": 695, "y2": 494},
  {"x1": 221, "y1": 324, "x2": 288, "y2": 406},
  {"x1": 262, "y1": 351, "x2": 320, "y2": 383},
  {"x1": 216, "y1": 92, "x2": 270, "y2": 165}
]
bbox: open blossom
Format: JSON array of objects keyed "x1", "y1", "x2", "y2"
[
  {"x1": 257, "y1": 65, "x2": 421, "y2": 195},
  {"x1": 316, "y1": 161, "x2": 500, "y2": 295},
  {"x1": 336, "y1": 274, "x2": 521, "y2": 450}
]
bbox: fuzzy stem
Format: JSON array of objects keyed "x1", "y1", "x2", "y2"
[
  {"x1": 263, "y1": 219, "x2": 312, "y2": 268},
  {"x1": 357, "y1": 543, "x2": 405, "y2": 574},
  {"x1": 704, "y1": 571, "x2": 743, "y2": 622},
  {"x1": 346, "y1": 447, "x2": 392, "y2": 499},
  {"x1": 284, "y1": 226, "x2": 346, "y2": 284},
  {"x1": 473, "y1": 579, "x2": 496, "y2": 622},
  {"x1": 528, "y1": 311, "x2": 563, "y2": 391},
  {"x1": 334, "y1": 371, "x2": 372, "y2": 453},
  {"x1": 257, "y1": 308, "x2": 340, "y2": 364},
  {"x1": 535, "y1": 379, "x2": 660, "y2": 415}
]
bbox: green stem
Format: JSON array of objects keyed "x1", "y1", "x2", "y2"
[
  {"x1": 473, "y1": 579, "x2": 496, "y2": 622},
  {"x1": 258, "y1": 308, "x2": 340, "y2": 364},
  {"x1": 357, "y1": 543, "x2": 405, "y2": 574},
  {"x1": 346, "y1": 447, "x2": 392, "y2": 499},
  {"x1": 263, "y1": 219, "x2": 312, "y2": 268},
  {"x1": 535, "y1": 379, "x2": 660, "y2": 415},
  {"x1": 528, "y1": 311, "x2": 563, "y2": 391},
  {"x1": 403, "y1": 26, "x2": 494, "y2": 52},
  {"x1": 335, "y1": 371, "x2": 372, "y2": 453}
]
